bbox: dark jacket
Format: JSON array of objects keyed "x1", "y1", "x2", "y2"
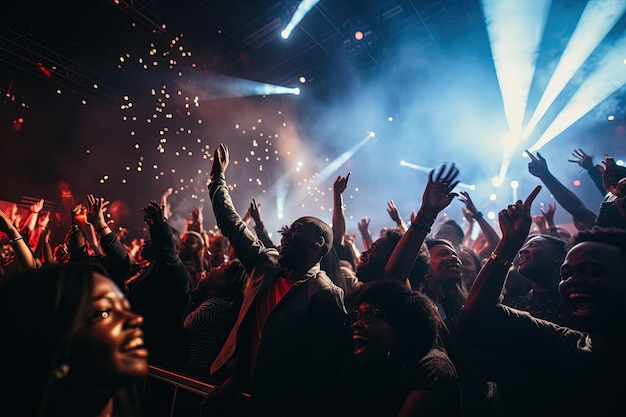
[{"x1": 209, "y1": 174, "x2": 348, "y2": 416}]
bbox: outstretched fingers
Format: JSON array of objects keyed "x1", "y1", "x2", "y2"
[
  {"x1": 523, "y1": 185, "x2": 542, "y2": 210},
  {"x1": 525, "y1": 149, "x2": 538, "y2": 162}
]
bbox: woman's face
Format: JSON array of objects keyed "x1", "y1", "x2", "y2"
[
  {"x1": 350, "y1": 302, "x2": 396, "y2": 364},
  {"x1": 428, "y1": 243, "x2": 462, "y2": 284},
  {"x1": 69, "y1": 273, "x2": 148, "y2": 389}
]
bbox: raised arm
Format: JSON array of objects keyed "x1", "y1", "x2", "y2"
[
  {"x1": 386, "y1": 200, "x2": 407, "y2": 231},
  {"x1": 458, "y1": 191, "x2": 500, "y2": 254},
  {"x1": 0, "y1": 208, "x2": 36, "y2": 272},
  {"x1": 87, "y1": 194, "x2": 131, "y2": 281},
  {"x1": 568, "y1": 148, "x2": 606, "y2": 197},
  {"x1": 540, "y1": 202, "x2": 561, "y2": 237},
  {"x1": 526, "y1": 150, "x2": 597, "y2": 229},
  {"x1": 21, "y1": 199, "x2": 44, "y2": 237},
  {"x1": 160, "y1": 187, "x2": 174, "y2": 220},
  {"x1": 332, "y1": 172, "x2": 350, "y2": 246},
  {"x1": 208, "y1": 143, "x2": 272, "y2": 273},
  {"x1": 249, "y1": 198, "x2": 277, "y2": 249},
  {"x1": 357, "y1": 216, "x2": 373, "y2": 251},
  {"x1": 463, "y1": 186, "x2": 541, "y2": 313},
  {"x1": 385, "y1": 163, "x2": 459, "y2": 286}
]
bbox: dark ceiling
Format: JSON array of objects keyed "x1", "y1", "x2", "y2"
[
  {"x1": 1, "y1": 0, "x2": 482, "y2": 101},
  {"x1": 1, "y1": 1, "x2": 624, "y2": 237}
]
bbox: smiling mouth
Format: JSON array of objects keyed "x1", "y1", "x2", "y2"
[
  {"x1": 121, "y1": 337, "x2": 148, "y2": 357},
  {"x1": 566, "y1": 292, "x2": 598, "y2": 314},
  {"x1": 352, "y1": 335, "x2": 369, "y2": 355}
]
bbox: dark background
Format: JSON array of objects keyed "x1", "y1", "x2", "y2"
[{"x1": 1, "y1": 0, "x2": 624, "y2": 239}]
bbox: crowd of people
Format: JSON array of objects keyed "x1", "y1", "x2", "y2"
[{"x1": 1, "y1": 144, "x2": 625, "y2": 417}]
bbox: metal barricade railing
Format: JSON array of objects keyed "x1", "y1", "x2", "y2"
[{"x1": 141, "y1": 365, "x2": 251, "y2": 417}]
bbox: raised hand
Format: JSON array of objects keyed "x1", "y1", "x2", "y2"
[
  {"x1": 197, "y1": 204, "x2": 204, "y2": 226},
  {"x1": 357, "y1": 216, "x2": 370, "y2": 235},
  {"x1": 459, "y1": 191, "x2": 479, "y2": 215},
  {"x1": 86, "y1": 194, "x2": 110, "y2": 228},
  {"x1": 30, "y1": 198, "x2": 44, "y2": 214},
  {"x1": 533, "y1": 213, "x2": 547, "y2": 233},
  {"x1": 596, "y1": 154, "x2": 626, "y2": 196},
  {"x1": 421, "y1": 163, "x2": 460, "y2": 216},
  {"x1": 162, "y1": 187, "x2": 173, "y2": 199},
  {"x1": 249, "y1": 198, "x2": 262, "y2": 223},
  {"x1": 568, "y1": 148, "x2": 594, "y2": 171},
  {"x1": 143, "y1": 200, "x2": 166, "y2": 226},
  {"x1": 498, "y1": 185, "x2": 541, "y2": 246},
  {"x1": 333, "y1": 172, "x2": 351, "y2": 195},
  {"x1": 526, "y1": 150, "x2": 550, "y2": 178},
  {"x1": 160, "y1": 187, "x2": 173, "y2": 219},
  {"x1": 72, "y1": 204, "x2": 87, "y2": 224},
  {"x1": 386, "y1": 200, "x2": 402, "y2": 224},
  {"x1": 211, "y1": 143, "x2": 230, "y2": 177},
  {"x1": 540, "y1": 202, "x2": 556, "y2": 226}
]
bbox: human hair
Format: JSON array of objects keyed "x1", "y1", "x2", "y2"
[
  {"x1": 192, "y1": 259, "x2": 249, "y2": 305},
  {"x1": 383, "y1": 227, "x2": 404, "y2": 247},
  {"x1": 0, "y1": 262, "x2": 109, "y2": 417},
  {"x1": 354, "y1": 280, "x2": 439, "y2": 363},
  {"x1": 442, "y1": 219, "x2": 464, "y2": 239},
  {"x1": 566, "y1": 227, "x2": 626, "y2": 253},
  {"x1": 531, "y1": 234, "x2": 567, "y2": 256},
  {"x1": 296, "y1": 216, "x2": 333, "y2": 255},
  {"x1": 182, "y1": 230, "x2": 205, "y2": 248},
  {"x1": 425, "y1": 238, "x2": 457, "y2": 252},
  {"x1": 461, "y1": 246, "x2": 482, "y2": 274}
]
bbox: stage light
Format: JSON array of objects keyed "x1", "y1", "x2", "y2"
[
  {"x1": 489, "y1": 194, "x2": 497, "y2": 201},
  {"x1": 608, "y1": 115, "x2": 615, "y2": 120},
  {"x1": 573, "y1": 179, "x2": 582, "y2": 187},
  {"x1": 299, "y1": 76, "x2": 306, "y2": 83},
  {"x1": 280, "y1": 0, "x2": 320, "y2": 40},
  {"x1": 492, "y1": 176, "x2": 504, "y2": 187},
  {"x1": 487, "y1": 211, "x2": 496, "y2": 220},
  {"x1": 354, "y1": 31, "x2": 364, "y2": 41},
  {"x1": 510, "y1": 180, "x2": 519, "y2": 189}
]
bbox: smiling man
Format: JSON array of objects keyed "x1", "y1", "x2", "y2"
[
  {"x1": 502, "y1": 234, "x2": 576, "y2": 328},
  {"x1": 456, "y1": 186, "x2": 626, "y2": 417}
]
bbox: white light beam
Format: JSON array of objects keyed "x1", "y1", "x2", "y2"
[{"x1": 522, "y1": 0, "x2": 626, "y2": 140}]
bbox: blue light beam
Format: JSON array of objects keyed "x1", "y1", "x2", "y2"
[
  {"x1": 522, "y1": 0, "x2": 626, "y2": 140},
  {"x1": 400, "y1": 160, "x2": 475, "y2": 190},
  {"x1": 481, "y1": 0, "x2": 552, "y2": 136},
  {"x1": 529, "y1": 33, "x2": 626, "y2": 152},
  {"x1": 281, "y1": 0, "x2": 320, "y2": 39},
  {"x1": 182, "y1": 73, "x2": 300, "y2": 99},
  {"x1": 311, "y1": 133, "x2": 373, "y2": 187}
]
